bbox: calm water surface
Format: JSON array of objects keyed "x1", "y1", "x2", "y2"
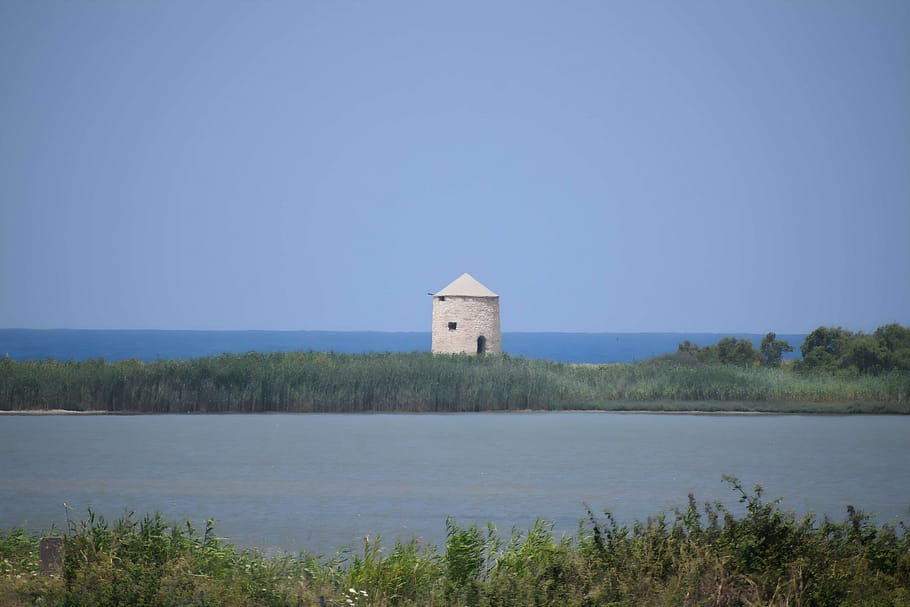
[{"x1": 1, "y1": 413, "x2": 907, "y2": 554}]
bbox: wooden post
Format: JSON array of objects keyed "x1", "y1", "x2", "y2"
[{"x1": 39, "y1": 537, "x2": 63, "y2": 574}]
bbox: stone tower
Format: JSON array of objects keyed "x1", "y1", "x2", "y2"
[{"x1": 431, "y1": 273, "x2": 501, "y2": 354}]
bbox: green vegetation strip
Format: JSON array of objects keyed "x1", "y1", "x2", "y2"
[
  {"x1": 1, "y1": 351, "x2": 909, "y2": 414},
  {"x1": 3, "y1": 479, "x2": 909, "y2": 607}
]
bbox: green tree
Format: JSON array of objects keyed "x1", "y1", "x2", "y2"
[
  {"x1": 695, "y1": 344, "x2": 719, "y2": 364},
  {"x1": 797, "y1": 326, "x2": 853, "y2": 373},
  {"x1": 873, "y1": 323, "x2": 910, "y2": 371},
  {"x1": 716, "y1": 337, "x2": 759, "y2": 366},
  {"x1": 677, "y1": 340, "x2": 699, "y2": 354},
  {"x1": 759, "y1": 332, "x2": 793, "y2": 367},
  {"x1": 843, "y1": 334, "x2": 887, "y2": 375}
]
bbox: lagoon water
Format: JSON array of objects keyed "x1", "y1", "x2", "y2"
[{"x1": 1, "y1": 413, "x2": 908, "y2": 554}]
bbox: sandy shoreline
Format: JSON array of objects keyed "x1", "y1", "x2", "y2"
[
  {"x1": 0, "y1": 409, "x2": 127, "y2": 415},
  {"x1": 0, "y1": 408, "x2": 794, "y2": 416}
]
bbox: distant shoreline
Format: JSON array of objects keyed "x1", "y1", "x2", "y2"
[
  {"x1": 0, "y1": 409, "x2": 122, "y2": 415},
  {"x1": 0, "y1": 407, "x2": 864, "y2": 416}
]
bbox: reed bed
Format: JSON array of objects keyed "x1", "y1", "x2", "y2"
[
  {"x1": 2, "y1": 480, "x2": 908, "y2": 606},
  {"x1": 1, "y1": 352, "x2": 908, "y2": 414}
]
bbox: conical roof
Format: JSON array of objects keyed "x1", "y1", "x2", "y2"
[{"x1": 435, "y1": 273, "x2": 498, "y2": 297}]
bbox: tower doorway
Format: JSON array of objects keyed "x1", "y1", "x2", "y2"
[{"x1": 477, "y1": 335, "x2": 486, "y2": 354}]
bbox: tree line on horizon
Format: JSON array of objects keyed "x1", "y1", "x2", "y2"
[{"x1": 676, "y1": 323, "x2": 910, "y2": 376}]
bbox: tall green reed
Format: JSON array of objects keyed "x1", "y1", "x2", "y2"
[{"x1": 2, "y1": 352, "x2": 908, "y2": 413}]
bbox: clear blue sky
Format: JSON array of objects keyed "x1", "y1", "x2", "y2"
[{"x1": 1, "y1": 1, "x2": 908, "y2": 333}]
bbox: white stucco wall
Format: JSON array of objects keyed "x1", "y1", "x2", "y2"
[{"x1": 431, "y1": 296, "x2": 501, "y2": 354}]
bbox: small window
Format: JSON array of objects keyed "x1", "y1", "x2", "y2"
[
  {"x1": 448, "y1": 322, "x2": 457, "y2": 330},
  {"x1": 438, "y1": 296, "x2": 445, "y2": 302}
]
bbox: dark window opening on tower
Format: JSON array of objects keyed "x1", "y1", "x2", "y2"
[
  {"x1": 438, "y1": 296, "x2": 445, "y2": 301},
  {"x1": 448, "y1": 322, "x2": 457, "y2": 330},
  {"x1": 477, "y1": 335, "x2": 486, "y2": 354}
]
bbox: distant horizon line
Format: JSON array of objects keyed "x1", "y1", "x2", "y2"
[{"x1": 1, "y1": 327, "x2": 819, "y2": 335}]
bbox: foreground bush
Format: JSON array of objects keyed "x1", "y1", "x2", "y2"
[{"x1": 2, "y1": 480, "x2": 909, "y2": 606}]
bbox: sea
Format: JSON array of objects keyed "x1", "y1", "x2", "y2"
[{"x1": 0, "y1": 329, "x2": 805, "y2": 363}]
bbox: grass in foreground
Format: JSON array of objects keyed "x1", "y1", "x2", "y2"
[
  {"x1": 2, "y1": 479, "x2": 909, "y2": 607},
  {"x1": 1, "y1": 352, "x2": 909, "y2": 414}
]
